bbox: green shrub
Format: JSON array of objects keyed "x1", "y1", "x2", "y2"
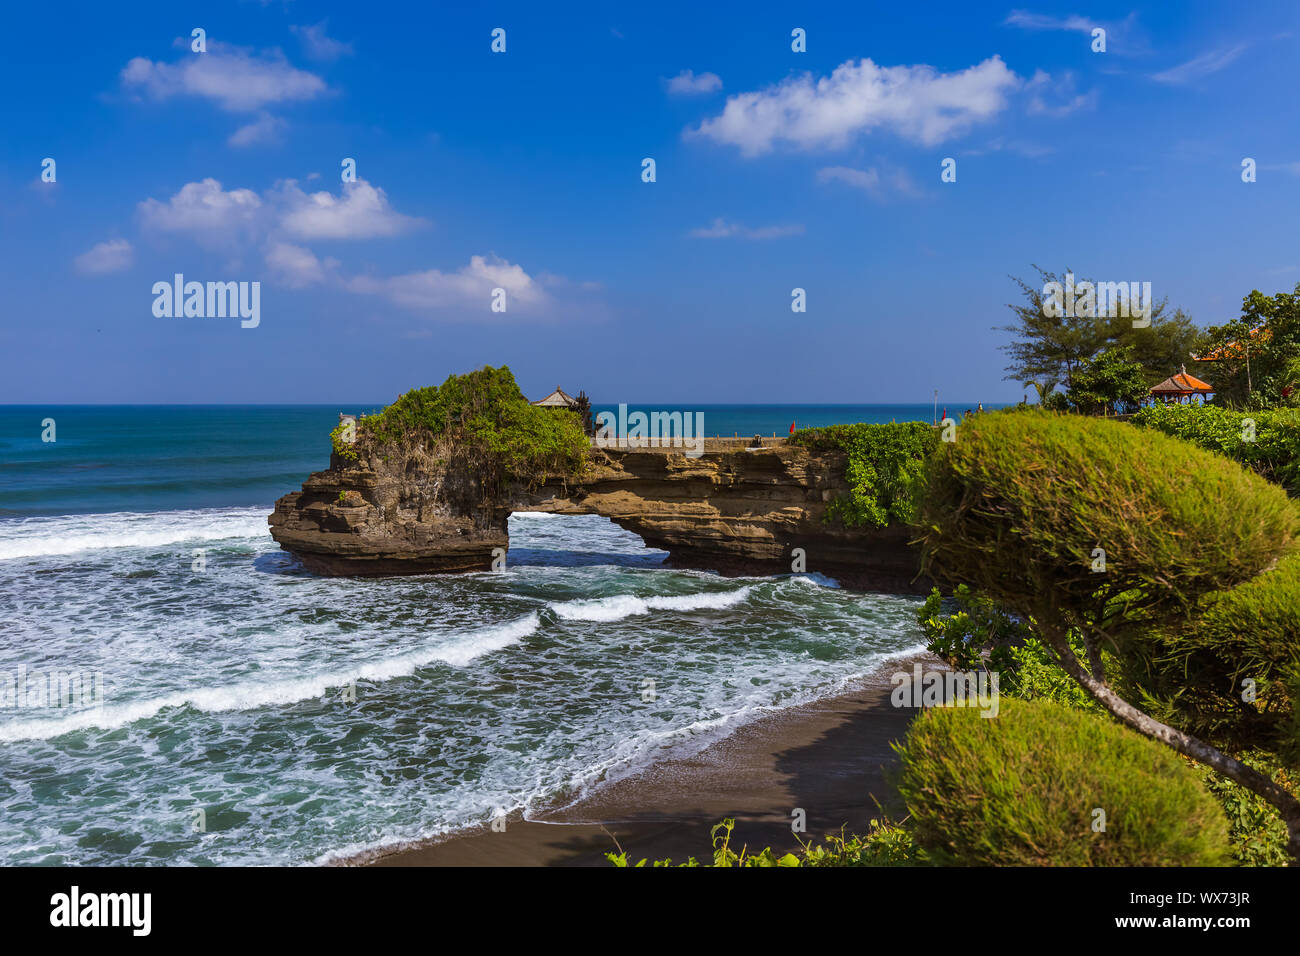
[
  {"x1": 1195, "y1": 754, "x2": 1295, "y2": 867},
  {"x1": 895, "y1": 697, "x2": 1232, "y2": 866},
  {"x1": 917, "y1": 584, "x2": 1032, "y2": 671},
  {"x1": 606, "y1": 817, "x2": 920, "y2": 868},
  {"x1": 1131, "y1": 403, "x2": 1300, "y2": 496},
  {"x1": 917, "y1": 587, "x2": 1104, "y2": 712},
  {"x1": 1128, "y1": 553, "x2": 1300, "y2": 758},
  {"x1": 330, "y1": 421, "x2": 359, "y2": 461},
  {"x1": 916, "y1": 410, "x2": 1300, "y2": 633},
  {"x1": 1066, "y1": 345, "x2": 1148, "y2": 415},
  {"x1": 791, "y1": 421, "x2": 938, "y2": 528},
  {"x1": 1002, "y1": 637, "x2": 1102, "y2": 711},
  {"x1": 350, "y1": 365, "x2": 588, "y2": 494}
]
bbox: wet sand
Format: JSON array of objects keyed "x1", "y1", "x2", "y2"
[{"x1": 357, "y1": 664, "x2": 928, "y2": 867}]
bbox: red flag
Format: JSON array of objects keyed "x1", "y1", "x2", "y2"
[{"x1": 789, "y1": 421, "x2": 795, "y2": 435}]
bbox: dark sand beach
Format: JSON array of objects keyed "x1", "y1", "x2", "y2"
[{"x1": 358, "y1": 658, "x2": 932, "y2": 867}]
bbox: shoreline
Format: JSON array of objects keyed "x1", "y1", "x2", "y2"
[{"x1": 347, "y1": 657, "x2": 933, "y2": 867}]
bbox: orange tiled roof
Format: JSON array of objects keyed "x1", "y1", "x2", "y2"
[{"x1": 1150, "y1": 370, "x2": 1213, "y2": 394}]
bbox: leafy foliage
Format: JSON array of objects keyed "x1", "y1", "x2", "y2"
[
  {"x1": 606, "y1": 817, "x2": 919, "y2": 868},
  {"x1": 895, "y1": 697, "x2": 1232, "y2": 866},
  {"x1": 1131, "y1": 402, "x2": 1300, "y2": 497},
  {"x1": 1065, "y1": 345, "x2": 1148, "y2": 415},
  {"x1": 1126, "y1": 553, "x2": 1300, "y2": 759},
  {"x1": 917, "y1": 586, "x2": 1099, "y2": 711},
  {"x1": 917, "y1": 585, "x2": 1029, "y2": 672},
  {"x1": 571, "y1": 390, "x2": 595, "y2": 436},
  {"x1": 1196, "y1": 284, "x2": 1300, "y2": 409},
  {"x1": 915, "y1": 410, "x2": 1300, "y2": 635},
  {"x1": 999, "y1": 267, "x2": 1112, "y2": 394},
  {"x1": 915, "y1": 410, "x2": 1300, "y2": 862},
  {"x1": 330, "y1": 421, "x2": 359, "y2": 461},
  {"x1": 917, "y1": 582, "x2": 1295, "y2": 863},
  {"x1": 791, "y1": 422, "x2": 938, "y2": 528},
  {"x1": 1124, "y1": 308, "x2": 1206, "y2": 389},
  {"x1": 352, "y1": 366, "x2": 588, "y2": 496},
  {"x1": 998, "y1": 266, "x2": 1203, "y2": 401},
  {"x1": 1194, "y1": 753, "x2": 1296, "y2": 867}
]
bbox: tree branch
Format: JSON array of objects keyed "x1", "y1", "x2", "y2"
[{"x1": 1036, "y1": 618, "x2": 1300, "y2": 863}]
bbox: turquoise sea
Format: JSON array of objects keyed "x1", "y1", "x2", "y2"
[{"x1": 0, "y1": 405, "x2": 945, "y2": 865}]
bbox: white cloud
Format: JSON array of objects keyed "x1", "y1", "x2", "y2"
[
  {"x1": 138, "y1": 178, "x2": 263, "y2": 243},
  {"x1": 667, "y1": 69, "x2": 722, "y2": 95},
  {"x1": 689, "y1": 56, "x2": 1019, "y2": 155},
  {"x1": 1151, "y1": 45, "x2": 1247, "y2": 84},
  {"x1": 816, "y1": 165, "x2": 920, "y2": 199},
  {"x1": 265, "y1": 242, "x2": 334, "y2": 288},
  {"x1": 1003, "y1": 11, "x2": 1146, "y2": 55},
  {"x1": 137, "y1": 178, "x2": 424, "y2": 247},
  {"x1": 120, "y1": 46, "x2": 327, "y2": 112},
  {"x1": 963, "y1": 137, "x2": 1053, "y2": 158},
  {"x1": 348, "y1": 255, "x2": 546, "y2": 313},
  {"x1": 75, "y1": 239, "x2": 134, "y2": 276},
  {"x1": 290, "y1": 22, "x2": 353, "y2": 61},
  {"x1": 1003, "y1": 10, "x2": 1101, "y2": 33},
  {"x1": 228, "y1": 112, "x2": 286, "y2": 147},
  {"x1": 274, "y1": 180, "x2": 427, "y2": 240},
  {"x1": 1025, "y1": 70, "x2": 1098, "y2": 117},
  {"x1": 816, "y1": 166, "x2": 881, "y2": 191},
  {"x1": 688, "y1": 218, "x2": 803, "y2": 239}
]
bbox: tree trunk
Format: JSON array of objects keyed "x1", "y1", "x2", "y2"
[{"x1": 1038, "y1": 621, "x2": 1300, "y2": 863}]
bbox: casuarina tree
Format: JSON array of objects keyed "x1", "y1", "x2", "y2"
[{"x1": 915, "y1": 410, "x2": 1300, "y2": 860}]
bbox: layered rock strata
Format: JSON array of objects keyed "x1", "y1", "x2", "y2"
[{"x1": 269, "y1": 443, "x2": 927, "y2": 592}]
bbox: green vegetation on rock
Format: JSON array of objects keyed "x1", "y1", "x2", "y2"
[
  {"x1": 341, "y1": 366, "x2": 588, "y2": 493},
  {"x1": 790, "y1": 421, "x2": 937, "y2": 528},
  {"x1": 895, "y1": 697, "x2": 1232, "y2": 866}
]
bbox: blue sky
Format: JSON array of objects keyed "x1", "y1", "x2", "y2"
[{"x1": 3, "y1": 1, "x2": 1299, "y2": 404}]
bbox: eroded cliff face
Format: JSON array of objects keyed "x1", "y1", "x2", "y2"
[{"x1": 268, "y1": 442, "x2": 927, "y2": 592}]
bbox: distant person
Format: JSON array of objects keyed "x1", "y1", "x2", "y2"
[
  {"x1": 789, "y1": 421, "x2": 795, "y2": 436},
  {"x1": 977, "y1": 403, "x2": 984, "y2": 413},
  {"x1": 751, "y1": 434, "x2": 762, "y2": 448}
]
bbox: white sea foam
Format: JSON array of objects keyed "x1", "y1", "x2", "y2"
[
  {"x1": 0, "y1": 507, "x2": 271, "y2": 560},
  {"x1": 320, "y1": 639, "x2": 934, "y2": 866},
  {"x1": 549, "y1": 586, "x2": 753, "y2": 622},
  {"x1": 0, "y1": 497, "x2": 933, "y2": 868},
  {"x1": 791, "y1": 572, "x2": 842, "y2": 589},
  {"x1": 0, "y1": 613, "x2": 539, "y2": 742}
]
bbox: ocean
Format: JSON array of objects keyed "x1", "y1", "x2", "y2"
[{"x1": 0, "y1": 405, "x2": 936, "y2": 865}]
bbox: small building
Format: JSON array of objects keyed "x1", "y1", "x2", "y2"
[
  {"x1": 531, "y1": 387, "x2": 578, "y2": 408},
  {"x1": 1150, "y1": 365, "x2": 1213, "y2": 404}
]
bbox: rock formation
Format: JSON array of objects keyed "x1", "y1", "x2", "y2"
[{"x1": 268, "y1": 441, "x2": 928, "y2": 592}]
